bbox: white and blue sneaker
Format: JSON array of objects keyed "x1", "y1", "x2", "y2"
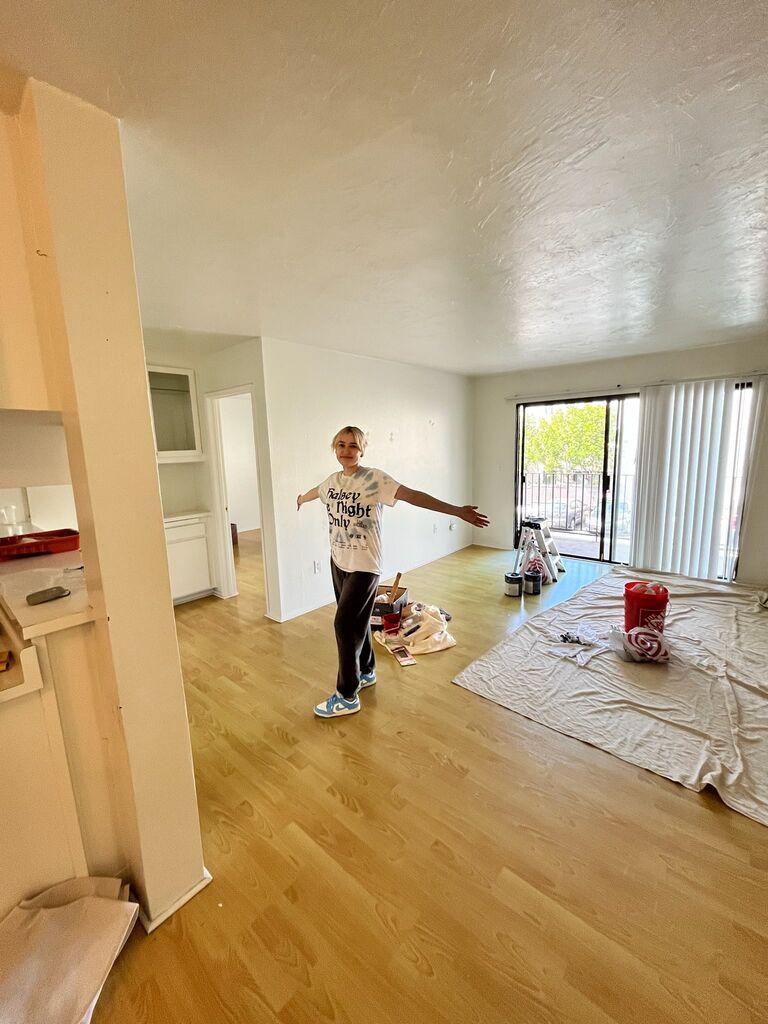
[
  {"x1": 359, "y1": 671, "x2": 376, "y2": 689},
  {"x1": 313, "y1": 692, "x2": 361, "y2": 718}
]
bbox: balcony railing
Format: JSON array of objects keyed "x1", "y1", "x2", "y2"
[{"x1": 522, "y1": 471, "x2": 635, "y2": 536}]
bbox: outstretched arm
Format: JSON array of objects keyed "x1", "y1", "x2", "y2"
[
  {"x1": 395, "y1": 485, "x2": 490, "y2": 528},
  {"x1": 297, "y1": 487, "x2": 320, "y2": 511}
]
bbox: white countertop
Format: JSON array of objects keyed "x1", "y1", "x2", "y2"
[
  {"x1": 0, "y1": 549, "x2": 95, "y2": 640},
  {"x1": 163, "y1": 510, "x2": 212, "y2": 523}
]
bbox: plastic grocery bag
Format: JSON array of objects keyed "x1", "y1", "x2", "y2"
[{"x1": 373, "y1": 603, "x2": 456, "y2": 655}]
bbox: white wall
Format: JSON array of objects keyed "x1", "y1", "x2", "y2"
[
  {"x1": 156, "y1": 463, "x2": 206, "y2": 517},
  {"x1": 25, "y1": 484, "x2": 78, "y2": 530},
  {"x1": 0, "y1": 485, "x2": 75, "y2": 531},
  {"x1": 219, "y1": 393, "x2": 260, "y2": 531},
  {"x1": 0, "y1": 487, "x2": 27, "y2": 525},
  {"x1": 472, "y1": 337, "x2": 768, "y2": 583},
  {"x1": 143, "y1": 331, "x2": 475, "y2": 620},
  {"x1": 261, "y1": 337, "x2": 473, "y2": 619},
  {"x1": 0, "y1": 410, "x2": 70, "y2": 487}
]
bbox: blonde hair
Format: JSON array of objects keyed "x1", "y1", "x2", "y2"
[{"x1": 331, "y1": 425, "x2": 368, "y2": 453}]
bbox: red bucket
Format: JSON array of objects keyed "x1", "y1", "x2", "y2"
[
  {"x1": 382, "y1": 611, "x2": 402, "y2": 635},
  {"x1": 624, "y1": 581, "x2": 669, "y2": 633}
]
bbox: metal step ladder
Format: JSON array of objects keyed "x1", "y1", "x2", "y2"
[{"x1": 512, "y1": 516, "x2": 566, "y2": 581}]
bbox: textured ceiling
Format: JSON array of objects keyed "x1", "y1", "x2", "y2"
[{"x1": 1, "y1": 0, "x2": 766, "y2": 374}]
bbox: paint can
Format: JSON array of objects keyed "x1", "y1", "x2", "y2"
[
  {"x1": 523, "y1": 569, "x2": 542, "y2": 595},
  {"x1": 504, "y1": 572, "x2": 523, "y2": 597}
]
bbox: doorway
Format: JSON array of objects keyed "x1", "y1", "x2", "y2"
[
  {"x1": 515, "y1": 395, "x2": 640, "y2": 562},
  {"x1": 206, "y1": 387, "x2": 269, "y2": 611}
]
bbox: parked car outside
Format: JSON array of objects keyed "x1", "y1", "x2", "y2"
[
  {"x1": 586, "y1": 499, "x2": 632, "y2": 535},
  {"x1": 547, "y1": 500, "x2": 584, "y2": 531}
]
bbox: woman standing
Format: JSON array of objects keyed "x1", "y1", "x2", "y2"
[{"x1": 297, "y1": 426, "x2": 489, "y2": 718}]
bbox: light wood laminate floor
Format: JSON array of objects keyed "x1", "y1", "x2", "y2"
[{"x1": 96, "y1": 534, "x2": 768, "y2": 1024}]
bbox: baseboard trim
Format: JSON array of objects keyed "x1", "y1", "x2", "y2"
[
  {"x1": 278, "y1": 541, "x2": 475, "y2": 622},
  {"x1": 138, "y1": 867, "x2": 212, "y2": 934},
  {"x1": 172, "y1": 589, "x2": 216, "y2": 606}
]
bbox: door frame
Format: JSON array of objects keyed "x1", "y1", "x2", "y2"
[
  {"x1": 605, "y1": 397, "x2": 626, "y2": 563},
  {"x1": 514, "y1": 393, "x2": 639, "y2": 562},
  {"x1": 205, "y1": 385, "x2": 273, "y2": 613}
]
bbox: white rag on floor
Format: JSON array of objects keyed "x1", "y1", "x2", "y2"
[
  {"x1": 546, "y1": 624, "x2": 611, "y2": 666},
  {"x1": 454, "y1": 568, "x2": 768, "y2": 827},
  {"x1": 0, "y1": 876, "x2": 138, "y2": 1024}
]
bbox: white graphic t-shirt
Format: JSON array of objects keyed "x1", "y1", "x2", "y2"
[{"x1": 318, "y1": 466, "x2": 400, "y2": 574}]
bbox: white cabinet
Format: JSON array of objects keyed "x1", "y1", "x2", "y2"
[
  {"x1": 147, "y1": 366, "x2": 203, "y2": 462},
  {"x1": 164, "y1": 515, "x2": 214, "y2": 603},
  {"x1": 0, "y1": 599, "x2": 88, "y2": 917},
  {"x1": 0, "y1": 613, "x2": 43, "y2": 706}
]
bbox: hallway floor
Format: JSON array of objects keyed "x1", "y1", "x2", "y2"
[{"x1": 95, "y1": 539, "x2": 768, "y2": 1024}]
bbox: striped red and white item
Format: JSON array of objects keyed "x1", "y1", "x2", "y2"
[{"x1": 622, "y1": 626, "x2": 669, "y2": 663}]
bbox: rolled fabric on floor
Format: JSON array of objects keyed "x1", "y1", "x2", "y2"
[{"x1": 623, "y1": 626, "x2": 670, "y2": 663}]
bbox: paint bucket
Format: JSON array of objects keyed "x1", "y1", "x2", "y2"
[
  {"x1": 504, "y1": 572, "x2": 523, "y2": 597},
  {"x1": 523, "y1": 569, "x2": 542, "y2": 595},
  {"x1": 624, "y1": 581, "x2": 669, "y2": 633},
  {"x1": 382, "y1": 611, "x2": 402, "y2": 635}
]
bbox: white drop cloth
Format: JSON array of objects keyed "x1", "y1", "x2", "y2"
[
  {"x1": 0, "y1": 876, "x2": 138, "y2": 1024},
  {"x1": 453, "y1": 568, "x2": 768, "y2": 827}
]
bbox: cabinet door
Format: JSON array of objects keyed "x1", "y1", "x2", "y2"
[
  {"x1": 147, "y1": 366, "x2": 202, "y2": 462},
  {"x1": 0, "y1": 620, "x2": 87, "y2": 918},
  {"x1": 0, "y1": 691, "x2": 86, "y2": 916},
  {"x1": 166, "y1": 533, "x2": 212, "y2": 601}
]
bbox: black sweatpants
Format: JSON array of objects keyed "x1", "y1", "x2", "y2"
[{"x1": 331, "y1": 560, "x2": 380, "y2": 699}]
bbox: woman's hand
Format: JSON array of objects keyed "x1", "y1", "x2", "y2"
[
  {"x1": 459, "y1": 505, "x2": 490, "y2": 528},
  {"x1": 297, "y1": 486, "x2": 320, "y2": 511}
]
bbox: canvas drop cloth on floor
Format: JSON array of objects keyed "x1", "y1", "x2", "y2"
[
  {"x1": 453, "y1": 568, "x2": 768, "y2": 827},
  {"x1": 0, "y1": 876, "x2": 138, "y2": 1024}
]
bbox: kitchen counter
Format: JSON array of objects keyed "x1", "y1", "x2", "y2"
[
  {"x1": 0, "y1": 549, "x2": 95, "y2": 640},
  {"x1": 163, "y1": 510, "x2": 212, "y2": 523}
]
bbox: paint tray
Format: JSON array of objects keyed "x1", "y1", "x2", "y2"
[{"x1": 0, "y1": 529, "x2": 80, "y2": 561}]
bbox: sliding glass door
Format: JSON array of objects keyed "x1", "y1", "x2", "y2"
[{"x1": 515, "y1": 395, "x2": 640, "y2": 562}]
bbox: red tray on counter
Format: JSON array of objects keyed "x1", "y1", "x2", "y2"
[{"x1": 0, "y1": 529, "x2": 80, "y2": 561}]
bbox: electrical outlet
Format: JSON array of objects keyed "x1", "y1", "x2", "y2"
[
  {"x1": 449, "y1": 521, "x2": 456, "y2": 531},
  {"x1": 313, "y1": 560, "x2": 321, "y2": 574},
  {"x1": 433, "y1": 523, "x2": 438, "y2": 534}
]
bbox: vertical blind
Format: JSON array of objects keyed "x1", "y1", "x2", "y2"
[{"x1": 630, "y1": 376, "x2": 764, "y2": 580}]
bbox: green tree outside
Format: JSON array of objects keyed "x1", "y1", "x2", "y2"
[{"x1": 525, "y1": 404, "x2": 605, "y2": 473}]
